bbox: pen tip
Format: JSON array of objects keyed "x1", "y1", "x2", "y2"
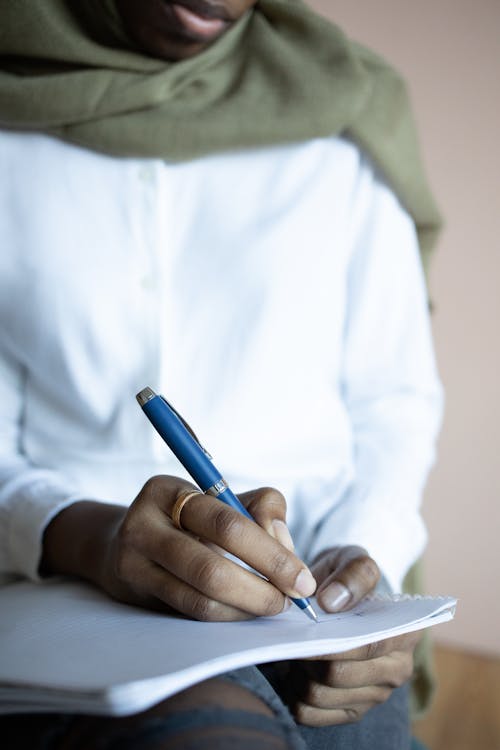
[{"x1": 304, "y1": 604, "x2": 319, "y2": 623}]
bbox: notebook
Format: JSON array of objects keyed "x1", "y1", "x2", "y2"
[{"x1": 0, "y1": 579, "x2": 456, "y2": 716}]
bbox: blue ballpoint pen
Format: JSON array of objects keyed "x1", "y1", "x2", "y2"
[{"x1": 136, "y1": 386, "x2": 318, "y2": 623}]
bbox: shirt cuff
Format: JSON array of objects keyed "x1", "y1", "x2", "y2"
[{"x1": 3, "y1": 471, "x2": 95, "y2": 581}]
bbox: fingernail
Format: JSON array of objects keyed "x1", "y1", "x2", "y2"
[
  {"x1": 321, "y1": 582, "x2": 351, "y2": 612},
  {"x1": 293, "y1": 569, "x2": 316, "y2": 597},
  {"x1": 272, "y1": 520, "x2": 295, "y2": 551},
  {"x1": 282, "y1": 597, "x2": 292, "y2": 612}
]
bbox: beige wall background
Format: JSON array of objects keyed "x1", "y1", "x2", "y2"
[{"x1": 307, "y1": 0, "x2": 500, "y2": 656}]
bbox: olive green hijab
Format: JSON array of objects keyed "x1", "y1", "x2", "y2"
[{"x1": 0, "y1": 0, "x2": 441, "y2": 266}]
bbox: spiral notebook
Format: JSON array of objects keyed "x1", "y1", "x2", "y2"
[{"x1": 0, "y1": 579, "x2": 456, "y2": 716}]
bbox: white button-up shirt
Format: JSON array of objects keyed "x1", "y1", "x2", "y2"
[{"x1": 0, "y1": 130, "x2": 442, "y2": 592}]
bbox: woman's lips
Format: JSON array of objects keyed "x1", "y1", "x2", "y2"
[{"x1": 171, "y1": 3, "x2": 229, "y2": 39}]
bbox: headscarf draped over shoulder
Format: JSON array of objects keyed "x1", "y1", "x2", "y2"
[{"x1": 0, "y1": 0, "x2": 441, "y2": 268}]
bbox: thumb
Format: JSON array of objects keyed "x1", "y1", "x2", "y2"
[
  {"x1": 238, "y1": 487, "x2": 295, "y2": 552},
  {"x1": 313, "y1": 545, "x2": 380, "y2": 613}
]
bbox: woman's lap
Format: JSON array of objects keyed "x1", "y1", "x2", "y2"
[{"x1": 0, "y1": 664, "x2": 410, "y2": 750}]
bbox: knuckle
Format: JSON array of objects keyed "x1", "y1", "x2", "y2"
[
  {"x1": 365, "y1": 640, "x2": 382, "y2": 660},
  {"x1": 141, "y1": 475, "x2": 159, "y2": 493},
  {"x1": 351, "y1": 555, "x2": 380, "y2": 587},
  {"x1": 140, "y1": 474, "x2": 165, "y2": 499},
  {"x1": 375, "y1": 686, "x2": 392, "y2": 704},
  {"x1": 137, "y1": 478, "x2": 153, "y2": 502},
  {"x1": 268, "y1": 547, "x2": 295, "y2": 580},
  {"x1": 115, "y1": 520, "x2": 139, "y2": 557},
  {"x1": 188, "y1": 594, "x2": 220, "y2": 622},
  {"x1": 388, "y1": 674, "x2": 401, "y2": 689},
  {"x1": 403, "y1": 659, "x2": 415, "y2": 682},
  {"x1": 246, "y1": 487, "x2": 288, "y2": 522},
  {"x1": 406, "y1": 634, "x2": 421, "y2": 656},
  {"x1": 293, "y1": 701, "x2": 310, "y2": 724},
  {"x1": 192, "y1": 556, "x2": 226, "y2": 595},
  {"x1": 344, "y1": 706, "x2": 362, "y2": 723},
  {"x1": 212, "y1": 506, "x2": 244, "y2": 541},
  {"x1": 325, "y1": 660, "x2": 345, "y2": 686},
  {"x1": 157, "y1": 579, "x2": 173, "y2": 605},
  {"x1": 305, "y1": 681, "x2": 323, "y2": 706},
  {"x1": 260, "y1": 589, "x2": 285, "y2": 617},
  {"x1": 396, "y1": 656, "x2": 414, "y2": 685},
  {"x1": 139, "y1": 475, "x2": 181, "y2": 509},
  {"x1": 113, "y1": 546, "x2": 132, "y2": 581},
  {"x1": 260, "y1": 487, "x2": 287, "y2": 512}
]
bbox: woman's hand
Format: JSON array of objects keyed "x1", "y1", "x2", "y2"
[
  {"x1": 283, "y1": 545, "x2": 419, "y2": 726},
  {"x1": 41, "y1": 475, "x2": 316, "y2": 621},
  {"x1": 313, "y1": 545, "x2": 381, "y2": 614}
]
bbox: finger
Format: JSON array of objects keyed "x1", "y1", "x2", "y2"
[
  {"x1": 146, "y1": 477, "x2": 295, "y2": 553},
  {"x1": 145, "y1": 520, "x2": 288, "y2": 617},
  {"x1": 303, "y1": 651, "x2": 415, "y2": 690},
  {"x1": 145, "y1": 477, "x2": 293, "y2": 553},
  {"x1": 295, "y1": 679, "x2": 392, "y2": 711},
  {"x1": 307, "y1": 631, "x2": 422, "y2": 662},
  {"x1": 150, "y1": 565, "x2": 257, "y2": 622},
  {"x1": 126, "y1": 477, "x2": 311, "y2": 613},
  {"x1": 138, "y1": 475, "x2": 200, "y2": 516},
  {"x1": 122, "y1": 552, "x2": 258, "y2": 621},
  {"x1": 293, "y1": 700, "x2": 374, "y2": 727},
  {"x1": 313, "y1": 547, "x2": 380, "y2": 612},
  {"x1": 165, "y1": 491, "x2": 316, "y2": 601},
  {"x1": 239, "y1": 487, "x2": 294, "y2": 551},
  {"x1": 289, "y1": 665, "x2": 389, "y2": 726}
]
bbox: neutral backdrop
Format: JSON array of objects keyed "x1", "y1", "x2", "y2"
[{"x1": 307, "y1": 0, "x2": 500, "y2": 656}]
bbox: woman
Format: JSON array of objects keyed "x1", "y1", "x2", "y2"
[{"x1": 0, "y1": 1, "x2": 442, "y2": 747}]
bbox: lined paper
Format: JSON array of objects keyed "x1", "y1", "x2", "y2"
[{"x1": 0, "y1": 579, "x2": 456, "y2": 716}]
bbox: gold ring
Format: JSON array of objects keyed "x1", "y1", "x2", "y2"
[{"x1": 171, "y1": 490, "x2": 202, "y2": 531}]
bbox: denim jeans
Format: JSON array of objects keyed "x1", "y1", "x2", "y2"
[{"x1": 1, "y1": 664, "x2": 410, "y2": 750}]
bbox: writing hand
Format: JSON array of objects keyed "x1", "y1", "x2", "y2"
[{"x1": 42, "y1": 476, "x2": 316, "y2": 621}]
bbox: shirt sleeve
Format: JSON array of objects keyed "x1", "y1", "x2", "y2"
[
  {"x1": 0, "y1": 345, "x2": 85, "y2": 582},
  {"x1": 306, "y1": 165, "x2": 444, "y2": 593}
]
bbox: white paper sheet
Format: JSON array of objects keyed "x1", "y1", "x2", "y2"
[{"x1": 0, "y1": 579, "x2": 456, "y2": 716}]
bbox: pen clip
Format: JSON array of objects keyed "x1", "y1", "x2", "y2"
[{"x1": 159, "y1": 395, "x2": 213, "y2": 460}]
